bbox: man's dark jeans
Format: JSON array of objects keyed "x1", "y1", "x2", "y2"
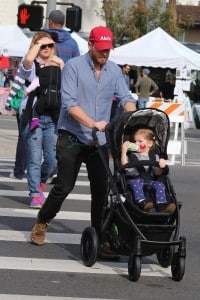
[{"x1": 38, "y1": 130, "x2": 109, "y2": 234}]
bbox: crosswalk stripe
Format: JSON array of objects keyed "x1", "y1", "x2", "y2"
[
  {"x1": 0, "y1": 163, "x2": 15, "y2": 167},
  {"x1": 0, "y1": 162, "x2": 87, "y2": 170},
  {"x1": 0, "y1": 190, "x2": 91, "y2": 200},
  {"x1": 0, "y1": 208, "x2": 90, "y2": 220},
  {"x1": 0, "y1": 296, "x2": 118, "y2": 300},
  {"x1": 0, "y1": 256, "x2": 171, "y2": 277},
  {"x1": 0, "y1": 230, "x2": 81, "y2": 244},
  {"x1": 0, "y1": 160, "x2": 15, "y2": 163},
  {"x1": 0, "y1": 177, "x2": 89, "y2": 186},
  {"x1": 0, "y1": 170, "x2": 88, "y2": 176}
]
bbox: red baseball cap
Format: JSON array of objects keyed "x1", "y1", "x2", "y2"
[{"x1": 89, "y1": 26, "x2": 114, "y2": 50}]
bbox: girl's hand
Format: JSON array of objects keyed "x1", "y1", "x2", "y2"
[
  {"x1": 159, "y1": 158, "x2": 166, "y2": 168},
  {"x1": 121, "y1": 141, "x2": 129, "y2": 165},
  {"x1": 121, "y1": 141, "x2": 129, "y2": 153}
]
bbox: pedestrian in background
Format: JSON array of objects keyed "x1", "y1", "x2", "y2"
[
  {"x1": 159, "y1": 77, "x2": 175, "y2": 102},
  {"x1": 122, "y1": 64, "x2": 131, "y2": 90},
  {"x1": 110, "y1": 63, "x2": 131, "y2": 122},
  {"x1": 46, "y1": 10, "x2": 80, "y2": 62},
  {"x1": 135, "y1": 68, "x2": 158, "y2": 109},
  {"x1": 30, "y1": 26, "x2": 137, "y2": 259}
]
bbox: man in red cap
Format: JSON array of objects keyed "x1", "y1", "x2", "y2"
[{"x1": 30, "y1": 26, "x2": 137, "y2": 258}]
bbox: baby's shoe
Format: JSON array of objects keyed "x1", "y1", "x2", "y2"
[
  {"x1": 138, "y1": 200, "x2": 154, "y2": 212},
  {"x1": 157, "y1": 203, "x2": 176, "y2": 213}
]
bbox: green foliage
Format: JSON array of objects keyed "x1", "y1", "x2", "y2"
[{"x1": 98, "y1": 0, "x2": 183, "y2": 45}]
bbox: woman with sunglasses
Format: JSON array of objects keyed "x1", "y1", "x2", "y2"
[
  {"x1": 18, "y1": 31, "x2": 64, "y2": 208},
  {"x1": 25, "y1": 53, "x2": 64, "y2": 131}
]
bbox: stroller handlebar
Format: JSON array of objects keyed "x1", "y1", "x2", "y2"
[{"x1": 92, "y1": 127, "x2": 99, "y2": 145}]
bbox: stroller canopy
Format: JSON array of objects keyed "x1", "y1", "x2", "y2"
[{"x1": 106, "y1": 108, "x2": 170, "y2": 159}]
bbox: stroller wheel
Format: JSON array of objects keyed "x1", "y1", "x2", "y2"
[
  {"x1": 171, "y1": 252, "x2": 185, "y2": 281},
  {"x1": 80, "y1": 226, "x2": 99, "y2": 267},
  {"x1": 128, "y1": 253, "x2": 141, "y2": 282},
  {"x1": 157, "y1": 246, "x2": 174, "y2": 268}
]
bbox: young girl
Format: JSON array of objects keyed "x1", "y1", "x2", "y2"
[{"x1": 121, "y1": 128, "x2": 176, "y2": 213}]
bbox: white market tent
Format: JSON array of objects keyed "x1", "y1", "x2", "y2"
[
  {"x1": 0, "y1": 25, "x2": 31, "y2": 57},
  {"x1": 109, "y1": 27, "x2": 200, "y2": 70},
  {"x1": 0, "y1": 25, "x2": 88, "y2": 58},
  {"x1": 71, "y1": 31, "x2": 88, "y2": 55}
]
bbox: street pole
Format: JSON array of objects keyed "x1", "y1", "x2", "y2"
[{"x1": 44, "y1": 0, "x2": 57, "y2": 28}]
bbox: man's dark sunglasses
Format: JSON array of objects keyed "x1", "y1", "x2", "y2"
[{"x1": 40, "y1": 43, "x2": 54, "y2": 50}]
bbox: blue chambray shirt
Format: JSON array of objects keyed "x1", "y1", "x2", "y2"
[{"x1": 58, "y1": 52, "x2": 136, "y2": 145}]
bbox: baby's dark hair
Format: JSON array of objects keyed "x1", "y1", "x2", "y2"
[{"x1": 133, "y1": 128, "x2": 156, "y2": 147}]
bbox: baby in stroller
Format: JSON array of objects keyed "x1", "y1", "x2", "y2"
[{"x1": 121, "y1": 128, "x2": 176, "y2": 213}]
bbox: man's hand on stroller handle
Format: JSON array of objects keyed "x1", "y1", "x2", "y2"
[
  {"x1": 92, "y1": 122, "x2": 108, "y2": 144},
  {"x1": 93, "y1": 121, "x2": 108, "y2": 132}
]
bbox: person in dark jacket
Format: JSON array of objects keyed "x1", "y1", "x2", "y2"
[
  {"x1": 159, "y1": 77, "x2": 175, "y2": 101},
  {"x1": 47, "y1": 10, "x2": 80, "y2": 63}
]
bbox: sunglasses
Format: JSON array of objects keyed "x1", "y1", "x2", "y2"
[{"x1": 40, "y1": 43, "x2": 54, "y2": 50}]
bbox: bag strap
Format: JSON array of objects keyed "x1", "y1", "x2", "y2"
[
  {"x1": 21, "y1": 92, "x2": 36, "y2": 127},
  {"x1": 34, "y1": 60, "x2": 40, "y2": 76}
]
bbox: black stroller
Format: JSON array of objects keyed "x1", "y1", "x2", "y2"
[{"x1": 80, "y1": 108, "x2": 186, "y2": 282}]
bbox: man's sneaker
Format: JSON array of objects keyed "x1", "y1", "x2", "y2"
[
  {"x1": 30, "y1": 221, "x2": 49, "y2": 245},
  {"x1": 29, "y1": 196, "x2": 45, "y2": 209},
  {"x1": 99, "y1": 242, "x2": 120, "y2": 260},
  {"x1": 139, "y1": 200, "x2": 154, "y2": 212},
  {"x1": 157, "y1": 203, "x2": 176, "y2": 213}
]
